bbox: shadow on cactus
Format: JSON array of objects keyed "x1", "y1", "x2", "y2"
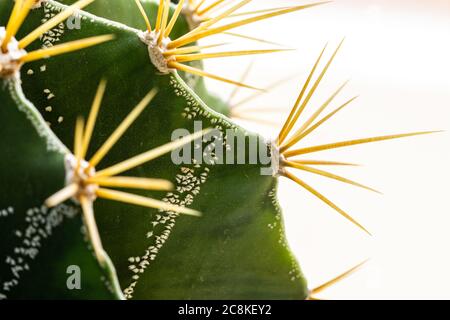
[{"x1": 0, "y1": 0, "x2": 438, "y2": 300}]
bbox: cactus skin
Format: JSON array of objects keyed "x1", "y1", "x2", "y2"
[
  {"x1": 0, "y1": 1, "x2": 307, "y2": 299},
  {"x1": 0, "y1": 79, "x2": 123, "y2": 299}
]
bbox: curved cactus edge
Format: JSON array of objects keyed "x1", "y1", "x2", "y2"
[
  {"x1": 4, "y1": 76, "x2": 125, "y2": 300},
  {"x1": 6, "y1": 77, "x2": 67, "y2": 154}
]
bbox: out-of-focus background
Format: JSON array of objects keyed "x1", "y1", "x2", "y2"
[{"x1": 200, "y1": 0, "x2": 450, "y2": 299}]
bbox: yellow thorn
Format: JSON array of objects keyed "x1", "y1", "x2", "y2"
[
  {"x1": 310, "y1": 260, "x2": 369, "y2": 297},
  {"x1": 168, "y1": 2, "x2": 328, "y2": 49},
  {"x1": 288, "y1": 160, "x2": 359, "y2": 167},
  {"x1": 168, "y1": 61, "x2": 262, "y2": 90},
  {"x1": 81, "y1": 79, "x2": 107, "y2": 160},
  {"x1": 1, "y1": 0, "x2": 23, "y2": 52},
  {"x1": 286, "y1": 80, "x2": 349, "y2": 143},
  {"x1": 224, "y1": 32, "x2": 288, "y2": 48},
  {"x1": 96, "y1": 188, "x2": 201, "y2": 216},
  {"x1": 280, "y1": 94, "x2": 357, "y2": 153},
  {"x1": 164, "y1": 0, "x2": 185, "y2": 37},
  {"x1": 134, "y1": 0, "x2": 152, "y2": 32},
  {"x1": 174, "y1": 48, "x2": 292, "y2": 63},
  {"x1": 283, "y1": 161, "x2": 381, "y2": 194},
  {"x1": 158, "y1": 0, "x2": 171, "y2": 44},
  {"x1": 192, "y1": 0, "x2": 253, "y2": 35},
  {"x1": 283, "y1": 170, "x2": 371, "y2": 235},
  {"x1": 79, "y1": 195, "x2": 106, "y2": 265},
  {"x1": 89, "y1": 88, "x2": 158, "y2": 168},
  {"x1": 170, "y1": 0, "x2": 253, "y2": 47},
  {"x1": 155, "y1": 0, "x2": 165, "y2": 32},
  {"x1": 193, "y1": 0, "x2": 207, "y2": 13},
  {"x1": 19, "y1": 0, "x2": 96, "y2": 49},
  {"x1": 87, "y1": 176, "x2": 174, "y2": 191},
  {"x1": 20, "y1": 34, "x2": 115, "y2": 63},
  {"x1": 197, "y1": 0, "x2": 226, "y2": 16},
  {"x1": 95, "y1": 129, "x2": 211, "y2": 178},
  {"x1": 45, "y1": 183, "x2": 79, "y2": 208},
  {"x1": 2, "y1": 0, "x2": 35, "y2": 52},
  {"x1": 226, "y1": 6, "x2": 291, "y2": 19},
  {"x1": 277, "y1": 44, "x2": 328, "y2": 144},
  {"x1": 74, "y1": 116, "x2": 85, "y2": 160},
  {"x1": 163, "y1": 43, "x2": 227, "y2": 56},
  {"x1": 284, "y1": 131, "x2": 438, "y2": 158},
  {"x1": 279, "y1": 39, "x2": 345, "y2": 145}
]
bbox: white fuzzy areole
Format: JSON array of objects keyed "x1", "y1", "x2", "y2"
[
  {"x1": 65, "y1": 154, "x2": 98, "y2": 203},
  {"x1": 139, "y1": 31, "x2": 175, "y2": 74},
  {"x1": 0, "y1": 27, "x2": 26, "y2": 78},
  {"x1": 270, "y1": 140, "x2": 285, "y2": 177}
]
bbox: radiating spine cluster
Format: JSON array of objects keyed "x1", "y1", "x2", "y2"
[
  {"x1": 271, "y1": 40, "x2": 435, "y2": 235},
  {"x1": 0, "y1": 0, "x2": 113, "y2": 77},
  {"x1": 307, "y1": 260, "x2": 368, "y2": 300},
  {"x1": 134, "y1": 0, "x2": 324, "y2": 88}
]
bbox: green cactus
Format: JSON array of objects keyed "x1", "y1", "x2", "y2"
[{"x1": 0, "y1": 0, "x2": 434, "y2": 300}]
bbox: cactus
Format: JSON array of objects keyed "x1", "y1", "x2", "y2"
[{"x1": 0, "y1": 0, "x2": 434, "y2": 300}]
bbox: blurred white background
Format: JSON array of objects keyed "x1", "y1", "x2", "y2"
[{"x1": 200, "y1": 0, "x2": 450, "y2": 299}]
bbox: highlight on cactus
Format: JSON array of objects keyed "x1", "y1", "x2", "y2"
[{"x1": 0, "y1": 0, "x2": 444, "y2": 303}]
